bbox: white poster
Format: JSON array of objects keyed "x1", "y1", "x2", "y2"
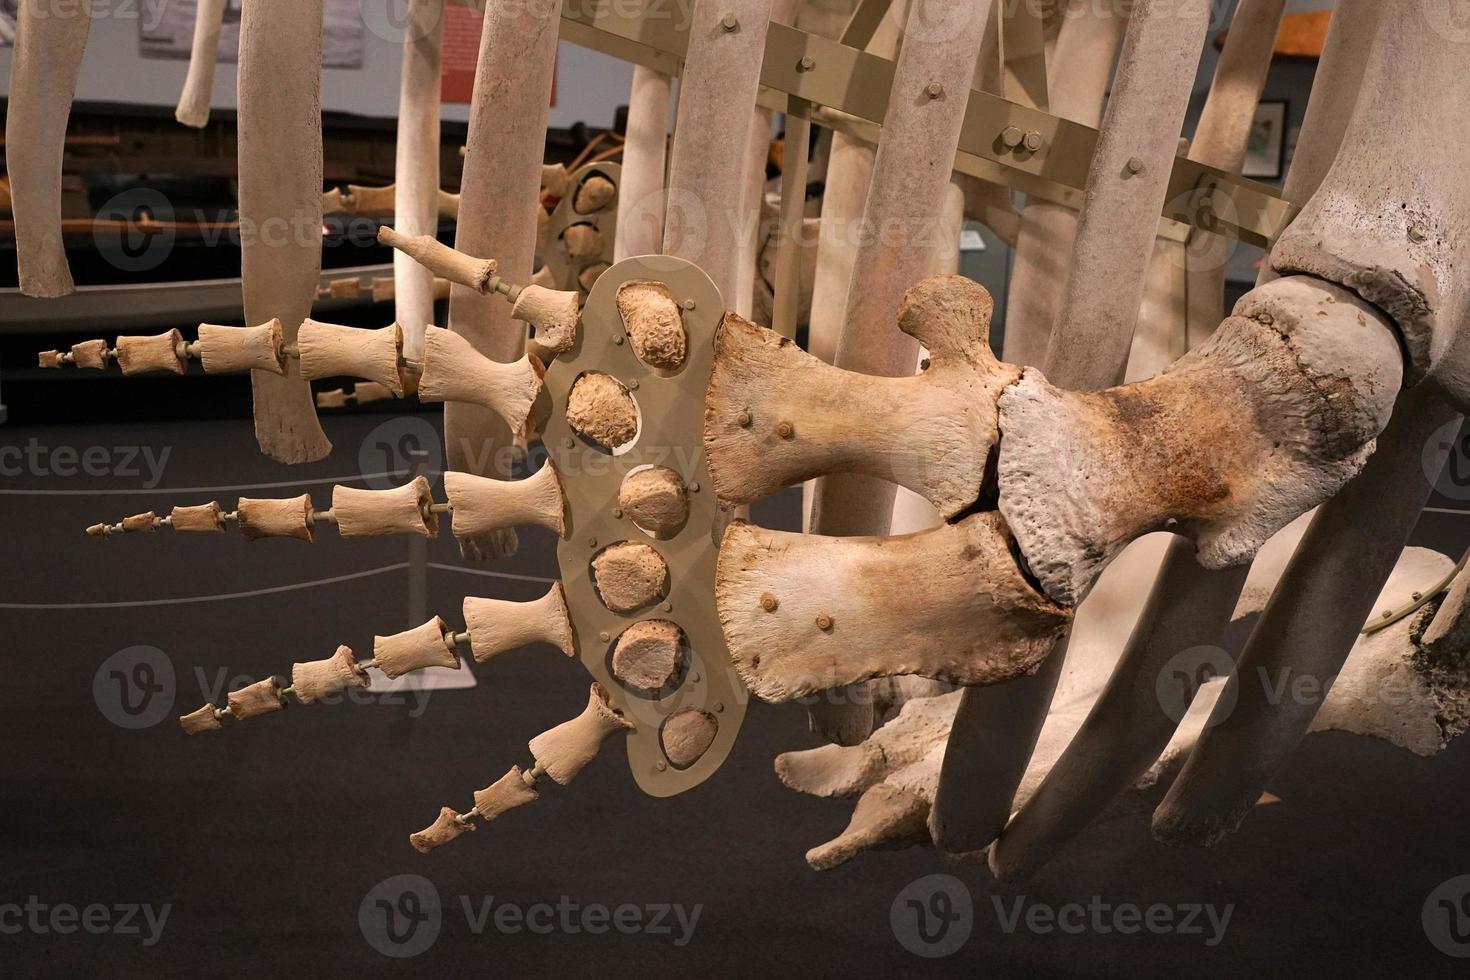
[{"x1": 140, "y1": 0, "x2": 365, "y2": 69}]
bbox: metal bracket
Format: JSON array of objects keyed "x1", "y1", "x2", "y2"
[{"x1": 542, "y1": 255, "x2": 748, "y2": 797}]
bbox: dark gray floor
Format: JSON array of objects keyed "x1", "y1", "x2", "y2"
[{"x1": 3, "y1": 408, "x2": 1470, "y2": 978}]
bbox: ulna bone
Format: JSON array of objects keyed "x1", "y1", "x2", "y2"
[
  {"x1": 705, "y1": 276, "x2": 1019, "y2": 518},
  {"x1": 998, "y1": 275, "x2": 1403, "y2": 605},
  {"x1": 716, "y1": 513, "x2": 1071, "y2": 702}
]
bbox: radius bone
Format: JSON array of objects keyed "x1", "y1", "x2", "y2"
[{"x1": 705, "y1": 276, "x2": 1019, "y2": 517}]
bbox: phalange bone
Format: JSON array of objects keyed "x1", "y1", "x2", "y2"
[
  {"x1": 591, "y1": 542, "x2": 669, "y2": 613},
  {"x1": 510, "y1": 284, "x2": 581, "y2": 354},
  {"x1": 237, "y1": 494, "x2": 314, "y2": 541},
  {"x1": 443, "y1": 464, "x2": 565, "y2": 544},
  {"x1": 805, "y1": 783, "x2": 930, "y2": 871},
  {"x1": 179, "y1": 704, "x2": 223, "y2": 736},
  {"x1": 462, "y1": 583, "x2": 576, "y2": 662},
  {"x1": 618, "y1": 466, "x2": 688, "y2": 538},
  {"x1": 378, "y1": 227, "x2": 498, "y2": 294},
  {"x1": 473, "y1": 766, "x2": 540, "y2": 821},
  {"x1": 567, "y1": 372, "x2": 639, "y2": 449},
  {"x1": 7, "y1": 0, "x2": 92, "y2": 296},
  {"x1": 330, "y1": 476, "x2": 437, "y2": 538},
  {"x1": 417, "y1": 326, "x2": 543, "y2": 434},
  {"x1": 38, "y1": 350, "x2": 61, "y2": 369},
  {"x1": 175, "y1": 0, "x2": 225, "y2": 127},
  {"x1": 227, "y1": 677, "x2": 286, "y2": 721},
  {"x1": 706, "y1": 277, "x2": 1019, "y2": 517},
  {"x1": 410, "y1": 807, "x2": 474, "y2": 853},
  {"x1": 70, "y1": 339, "x2": 110, "y2": 370},
  {"x1": 572, "y1": 175, "x2": 616, "y2": 214},
  {"x1": 373, "y1": 616, "x2": 459, "y2": 679},
  {"x1": 528, "y1": 683, "x2": 634, "y2": 785},
  {"x1": 561, "y1": 224, "x2": 603, "y2": 260},
  {"x1": 170, "y1": 502, "x2": 226, "y2": 532},
  {"x1": 290, "y1": 645, "x2": 370, "y2": 704},
  {"x1": 998, "y1": 276, "x2": 1404, "y2": 605},
  {"x1": 115, "y1": 330, "x2": 188, "y2": 375},
  {"x1": 661, "y1": 709, "x2": 718, "y2": 768},
  {"x1": 716, "y1": 514, "x2": 1072, "y2": 702},
  {"x1": 611, "y1": 619, "x2": 683, "y2": 692},
  {"x1": 297, "y1": 321, "x2": 405, "y2": 396},
  {"x1": 196, "y1": 321, "x2": 286, "y2": 375},
  {"x1": 616, "y1": 281, "x2": 687, "y2": 370},
  {"x1": 121, "y1": 513, "x2": 159, "y2": 533}
]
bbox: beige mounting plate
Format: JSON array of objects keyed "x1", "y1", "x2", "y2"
[
  {"x1": 542, "y1": 255, "x2": 748, "y2": 797},
  {"x1": 544, "y1": 161, "x2": 621, "y2": 296}
]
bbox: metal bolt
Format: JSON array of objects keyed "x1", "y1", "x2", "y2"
[
  {"x1": 1022, "y1": 130, "x2": 1043, "y2": 152},
  {"x1": 777, "y1": 421, "x2": 795, "y2": 439},
  {"x1": 690, "y1": 481, "x2": 701, "y2": 493},
  {"x1": 1409, "y1": 223, "x2": 1429, "y2": 244},
  {"x1": 656, "y1": 761, "x2": 668, "y2": 772},
  {"x1": 1412, "y1": 592, "x2": 1424, "y2": 601},
  {"x1": 797, "y1": 55, "x2": 815, "y2": 72},
  {"x1": 721, "y1": 12, "x2": 738, "y2": 31},
  {"x1": 925, "y1": 82, "x2": 944, "y2": 99},
  {"x1": 627, "y1": 379, "x2": 639, "y2": 390},
  {"x1": 714, "y1": 702, "x2": 725, "y2": 713},
  {"x1": 682, "y1": 299, "x2": 697, "y2": 310},
  {"x1": 815, "y1": 613, "x2": 834, "y2": 631},
  {"x1": 587, "y1": 536, "x2": 598, "y2": 548},
  {"x1": 563, "y1": 437, "x2": 575, "y2": 449},
  {"x1": 1258, "y1": 312, "x2": 1274, "y2": 326},
  {"x1": 662, "y1": 602, "x2": 673, "y2": 612},
  {"x1": 760, "y1": 592, "x2": 779, "y2": 612},
  {"x1": 1126, "y1": 157, "x2": 1146, "y2": 175},
  {"x1": 612, "y1": 507, "x2": 624, "y2": 519},
  {"x1": 598, "y1": 630, "x2": 610, "y2": 642},
  {"x1": 1000, "y1": 126, "x2": 1023, "y2": 148},
  {"x1": 613, "y1": 335, "x2": 625, "y2": 345},
  {"x1": 736, "y1": 410, "x2": 753, "y2": 427}
]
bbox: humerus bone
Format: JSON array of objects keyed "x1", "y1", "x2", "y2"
[
  {"x1": 7, "y1": 0, "x2": 92, "y2": 296},
  {"x1": 417, "y1": 326, "x2": 543, "y2": 435},
  {"x1": 611, "y1": 619, "x2": 683, "y2": 692},
  {"x1": 238, "y1": 494, "x2": 314, "y2": 541},
  {"x1": 616, "y1": 281, "x2": 686, "y2": 370},
  {"x1": 998, "y1": 276, "x2": 1403, "y2": 605},
  {"x1": 291, "y1": 645, "x2": 370, "y2": 703},
  {"x1": 196, "y1": 321, "x2": 285, "y2": 375},
  {"x1": 330, "y1": 476, "x2": 438, "y2": 538},
  {"x1": 618, "y1": 467, "x2": 688, "y2": 538},
  {"x1": 591, "y1": 542, "x2": 668, "y2": 613},
  {"x1": 374, "y1": 617, "x2": 460, "y2": 679},
  {"x1": 706, "y1": 277, "x2": 1019, "y2": 518},
  {"x1": 297, "y1": 321, "x2": 405, "y2": 396},
  {"x1": 528, "y1": 683, "x2": 634, "y2": 784},
  {"x1": 566, "y1": 373, "x2": 639, "y2": 449},
  {"x1": 443, "y1": 465, "x2": 566, "y2": 544},
  {"x1": 175, "y1": 0, "x2": 225, "y2": 127},
  {"x1": 716, "y1": 513, "x2": 1071, "y2": 701},
  {"x1": 462, "y1": 583, "x2": 575, "y2": 662}
]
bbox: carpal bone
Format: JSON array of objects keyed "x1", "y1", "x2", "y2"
[
  {"x1": 373, "y1": 617, "x2": 460, "y2": 679},
  {"x1": 330, "y1": 477, "x2": 438, "y2": 538},
  {"x1": 591, "y1": 542, "x2": 668, "y2": 613},
  {"x1": 197, "y1": 321, "x2": 286, "y2": 375},
  {"x1": 616, "y1": 281, "x2": 687, "y2": 370},
  {"x1": 573, "y1": 175, "x2": 616, "y2": 214},
  {"x1": 417, "y1": 326, "x2": 543, "y2": 435},
  {"x1": 566, "y1": 372, "x2": 639, "y2": 449},
  {"x1": 297, "y1": 321, "x2": 405, "y2": 396},
  {"x1": 705, "y1": 277, "x2": 1019, "y2": 518},
  {"x1": 618, "y1": 467, "x2": 688, "y2": 538},
  {"x1": 611, "y1": 619, "x2": 683, "y2": 692},
  {"x1": 661, "y1": 710, "x2": 718, "y2": 768},
  {"x1": 462, "y1": 584, "x2": 576, "y2": 662},
  {"x1": 998, "y1": 276, "x2": 1403, "y2": 605},
  {"x1": 7, "y1": 0, "x2": 92, "y2": 296},
  {"x1": 528, "y1": 683, "x2": 634, "y2": 785},
  {"x1": 716, "y1": 514, "x2": 1071, "y2": 702},
  {"x1": 443, "y1": 465, "x2": 566, "y2": 544}
]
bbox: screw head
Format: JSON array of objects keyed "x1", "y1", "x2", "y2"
[
  {"x1": 1126, "y1": 157, "x2": 1146, "y2": 175},
  {"x1": 721, "y1": 12, "x2": 738, "y2": 31},
  {"x1": 612, "y1": 507, "x2": 624, "y2": 519},
  {"x1": 598, "y1": 630, "x2": 610, "y2": 642},
  {"x1": 587, "y1": 536, "x2": 598, "y2": 548},
  {"x1": 1022, "y1": 131, "x2": 1043, "y2": 152},
  {"x1": 662, "y1": 601, "x2": 673, "y2": 612},
  {"x1": 1409, "y1": 223, "x2": 1429, "y2": 243},
  {"x1": 777, "y1": 421, "x2": 795, "y2": 439},
  {"x1": 760, "y1": 593, "x2": 779, "y2": 612},
  {"x1": 1000, "y1": 126, "x2": 1024, "y2": 148},
  {"x1": 627, "y1": 379, "x2": 639, "y2": 390},
  {"x1": 655, "y1": 760, "x2": 668, "y2": 772},
  {"x1": 714, "y1": 702, "x2": 725, "y2": 713},
  {"x1": 926, "y1": 82, "x2": 944, "y2": 99},
  {"x1": 797, "y1": 55, "x2": 815, "y2": 71},
  {"x1": 691, "y1": 672, "x2": 702, "y2": 683},
  {"x1": 689, "y1": 481, "x2": 701, "y2": 493},
  {"x1": 736, "y1": 410, "x2": 753, "y2": 427},
  {"x1": 613, "y1": 335, "x2": 625, "y2": 345},
  {"x1": 815, "y1": 613, "x2": 834, "y2": 631},
  {"x1": 562, "y1": 437, "x2": 575, "y2": 449},
  {"x1": 682, "y1": 299, "x2": 697, "y2": 310}
]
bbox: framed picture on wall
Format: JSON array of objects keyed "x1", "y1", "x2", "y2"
[{"x1": 1243, "y1": 100, "x2": 1288, "y2": 180}]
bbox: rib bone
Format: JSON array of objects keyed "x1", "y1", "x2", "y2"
[
  {"x1": 705, "y1": 276, "x2": 1019, "y2": 517},
  {"x1": 716, "y1": 514, "x2": 1071, "y2": 701}
]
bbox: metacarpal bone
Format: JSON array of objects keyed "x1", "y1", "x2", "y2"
[
  {"x1": 705, "y1": 276, "x2": 1020, "y2": 518},
  {"x1": 417, "y1": 326, "x2": 544, "y2": 435},
  {"x1": 462, "y1": 583, "x2": 575, "y2": 662},
  {"x1": 716, "y1": 513, "x2": 1071, "y2": 702},
  {"x1": 998, "y1": 275, "x2": 1403, "y2": 605},
  {"x1": 297, "y1": 321, "x2": 405, "y2": 396},
  {"x1": 444, "y1": 464, "x2": 565, "y2": 545},
  {"x1": 528, "y1": 683, "x2": 634, "y2": 785}
]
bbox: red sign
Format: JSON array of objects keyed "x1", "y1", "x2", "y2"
[{"x1": 440, "y1": 5, "x2": 557, "y2": 106}]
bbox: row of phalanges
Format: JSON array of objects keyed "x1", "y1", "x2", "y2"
[{"x1": 50, "y1": 236, "x2": 1405, "y2": 864}]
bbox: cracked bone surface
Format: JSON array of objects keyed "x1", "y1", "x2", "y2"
[
  {"x1": 717, "y1": 513, "x2": 1071, "y2": 701},
  {"x1": 706, "y1": 277, "x2": 1019, "y2": 518},
  {"x1": 998, "y1": 276, "x2": 1403, "y2": 606}
]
